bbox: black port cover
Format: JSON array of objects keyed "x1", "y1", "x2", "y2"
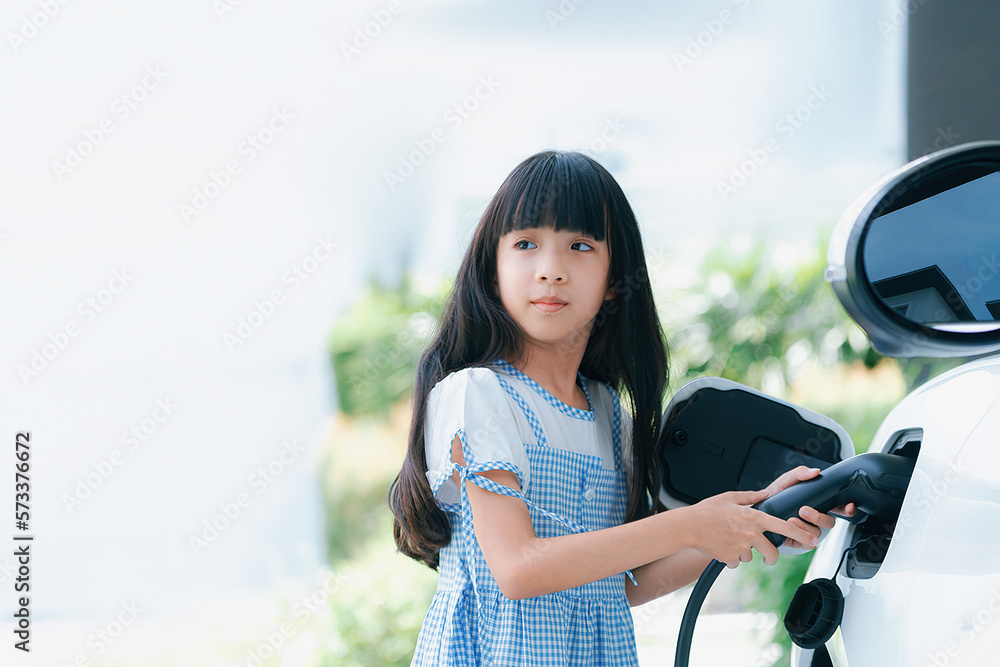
[
  {"x1": 661, "y1": 387, "x2": 843, "y2": 504},
  {"x1": 784, "y1": 578, "x2": 845, "y2": 649}
]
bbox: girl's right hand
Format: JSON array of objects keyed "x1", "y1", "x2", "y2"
[{"x1": 684, "y1": 490, "x2": 819, "y2": 569}]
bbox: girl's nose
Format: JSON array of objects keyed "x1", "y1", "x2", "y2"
[{"x1": 536, "y1": 257, "x2": 567, "y2": 283}]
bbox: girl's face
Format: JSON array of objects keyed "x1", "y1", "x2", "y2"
[{"x1": 495, "y1": 226, "x2": 613, "y2": 354}]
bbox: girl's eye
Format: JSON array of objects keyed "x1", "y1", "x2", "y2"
[
  {"x1": 571, "y1": 241, "x2": 594, "y2": 251},
  {"x1": 515, "y1": 240, "x2": 537, "y2": 250}
]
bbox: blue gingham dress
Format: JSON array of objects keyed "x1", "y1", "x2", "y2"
[{"x1": 411, "y1": 361, "x2": 639, "y2": 666}]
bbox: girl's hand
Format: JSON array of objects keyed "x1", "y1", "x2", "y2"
[
  {"x1": 685, "y1": 489, "x2": 820, "y2": 569},
  {"x1": 759, "y1": 465, "x2": 858, "y2": 550}
]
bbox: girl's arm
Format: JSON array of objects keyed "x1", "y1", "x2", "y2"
[
  {"x1": 452, "y1": 436, "x2": 819, "y2": 601},
  {"x1": 625, "y1": 548, "x2": 714, "y2": 607},
  {"x1": 624, "y1": 467, "x2": 856, "y2": 607}
]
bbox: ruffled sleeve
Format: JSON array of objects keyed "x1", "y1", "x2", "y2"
[{"x1": 424, "y1": 367, "x2": 530, "y2": 511}]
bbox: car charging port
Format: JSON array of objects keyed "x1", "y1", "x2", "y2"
[{"x1": 844, "y1": 429, "x2": 921, "y2": 579}]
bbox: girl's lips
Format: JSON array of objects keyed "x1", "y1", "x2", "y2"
[{"x1": 532, "y1": 300, "x2": 566, "y2": 313}]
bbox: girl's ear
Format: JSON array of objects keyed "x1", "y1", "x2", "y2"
[{"x1": 604, "y1": 281, "x2": 615, "y2": 300}]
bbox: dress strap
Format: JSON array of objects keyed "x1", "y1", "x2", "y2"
[
  {"x1": 600, "y1": 384, "x2": 637, "y2": 585},
  {"x1": 603, "y1": 382, "x2": 625, "y2": 470},
  {"x1": 492, "y1": 359, "x2": 595, "y2": 421},
  {"x1": 493, "y1": 373, "x2": 548, "y2": 448}
]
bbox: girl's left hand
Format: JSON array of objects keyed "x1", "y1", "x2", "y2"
[{"x1": 759, "y1": 465, "x2": 857, "y2": 551}]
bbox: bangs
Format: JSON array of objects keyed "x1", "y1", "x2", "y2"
[{"x1": 496, "y1": 151, "x2": 611, "y2": 241}]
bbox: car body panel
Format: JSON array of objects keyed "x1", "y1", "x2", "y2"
[{"x1": 793, "y1": 354, "x2": 1000, "y2": 666}]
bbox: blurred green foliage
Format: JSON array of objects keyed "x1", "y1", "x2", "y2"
[
  {"x1": 330, "y1": 277, "x2": 446, "y2": 419},
  {"x1": 666, "y1": 236, "x2": 882, "y2": 391},
  {"x1": 325, "y1": 530, "x2": 439, "y2": 666},
  {"x1": 325, "y1": 277, "x2": 448, "y2": 665},
  {"x1": 323, "y1": 469, "x2": 392, "y2": 564}
]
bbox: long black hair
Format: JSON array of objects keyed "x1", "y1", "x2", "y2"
[{"x1": 388, "y1": 150, "x2": 668, "y2": 569}]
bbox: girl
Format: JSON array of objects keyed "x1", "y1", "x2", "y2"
[{"x1": 389, "y1": 150, "x2": 847, "y2": 665}]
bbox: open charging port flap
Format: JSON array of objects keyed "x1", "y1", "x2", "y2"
[{"x1": 659, "y1": 378, "x2": 855, "y2": 509}]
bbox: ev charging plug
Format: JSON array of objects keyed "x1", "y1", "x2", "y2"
[{"x1": 674, "y1": 452, "x2": 916, "y2": 667}]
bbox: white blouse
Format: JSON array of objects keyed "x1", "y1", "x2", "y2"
[{"x1": 424, "y1": 365, "x2": 631, "y2": 507}]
